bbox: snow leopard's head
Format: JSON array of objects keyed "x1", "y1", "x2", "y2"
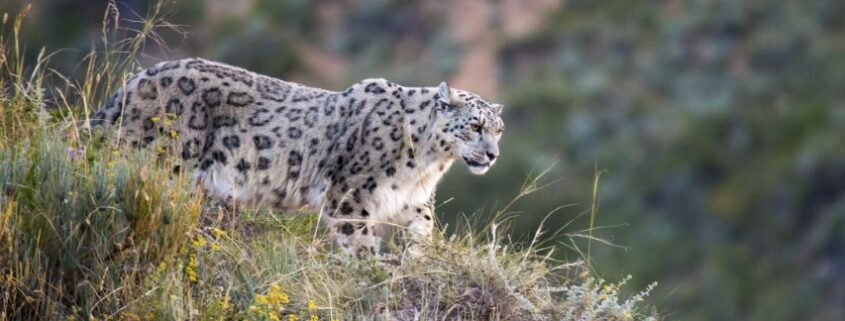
[{"x1": 435, "y1": 82, "x2": 504, "y2": 175}]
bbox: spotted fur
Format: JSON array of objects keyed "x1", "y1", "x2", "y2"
[{"x1": 90, "y1": 58, "x2": 505, "y2": 257}]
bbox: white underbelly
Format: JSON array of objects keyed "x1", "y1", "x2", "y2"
[{"x1": 196, "y1": 166, "x2": 325, "y2": 211}]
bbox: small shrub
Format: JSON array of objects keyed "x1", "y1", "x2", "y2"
[{"x1": 0, "y1": 133, "x2": 202, "y2": 320}]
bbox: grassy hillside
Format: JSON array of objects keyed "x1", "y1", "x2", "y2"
[{"x1": 0, "y1": 5, "x2": 657, "y2": 321}]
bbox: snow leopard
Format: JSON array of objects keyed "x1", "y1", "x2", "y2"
[{"x1": 90, "y1": 58, "x2": 504, "y2": 257}]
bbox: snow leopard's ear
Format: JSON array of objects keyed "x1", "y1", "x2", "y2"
[
  {"x1": 437, "y1": 81, "x2": 454, "y2": 106},
  {"x1": 491, "y1": 103, "x2": 503, "y2": 115}
]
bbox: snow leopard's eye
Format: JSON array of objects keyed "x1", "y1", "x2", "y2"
[{"x1": 470, "y1": 123, "x2": 482, "y2": 133}]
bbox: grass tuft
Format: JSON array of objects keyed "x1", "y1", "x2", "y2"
[{"x1": 0, "y1": 132, "x2": 202, "y2": 320}]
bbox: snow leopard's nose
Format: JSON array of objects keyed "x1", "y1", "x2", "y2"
[{"x1": 486, "y1": 151, "x2": 498, "y2": 161}]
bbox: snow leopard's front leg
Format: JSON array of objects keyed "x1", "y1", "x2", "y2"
[
  {"x1": 390, "y1": 195, "x2": 437, "y2": 258},
  {"x1": 399, "y1": 203, "x2": 435, "y2": 242},
  {"x1": 323, "y1": 190, "x2": 380, "y2": 258}
]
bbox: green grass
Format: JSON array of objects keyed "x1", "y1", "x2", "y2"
[{"x1": 0, "y1": 3, "x2": 658, "y2": 320}]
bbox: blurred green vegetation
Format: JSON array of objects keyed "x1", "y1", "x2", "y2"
[{"x1": 2, "y1": 0, "x2": 843, "y2": 320}]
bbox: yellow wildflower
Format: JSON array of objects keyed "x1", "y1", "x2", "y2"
[
  {"x1": 308, "y1": 299, "x2": 316, "y2": 310},
  {"x1": 150, "y1": 116, "x2": 161, "y2": 123},
  {"x1": 267, "y1": 284, "x2": 290, "y2": 304},
  {"x1": 211, "y1": 227, "x2": 227, "y2": 238},
  {"x1": 192, "y1": 236, "x2": 206, "y2": 248},
  {"x1": 287, "y1": 315, "x2": 298, "y2": 321},
  {"x1": 186, "y1": 253, "x2": 198, "y2": 282},
  {"x1": 276, "y1": 292, "x2": 290, "y2": 304},
  {"x1": 186, "y1": 270, "x2": 197, "y2": 282}
]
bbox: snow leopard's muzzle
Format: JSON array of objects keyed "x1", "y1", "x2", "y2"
[{"x1": 462, "y1": 135, "x2": 499, "y2": 175}]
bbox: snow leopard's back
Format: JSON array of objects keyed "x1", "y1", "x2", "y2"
[{"x1": 90, "y1": 58, "x2": 338, "y2": 209}]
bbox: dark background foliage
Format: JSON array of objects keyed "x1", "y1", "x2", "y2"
[{"x1": 3, "y1": 0, "x2": 843, "y2": 320}]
